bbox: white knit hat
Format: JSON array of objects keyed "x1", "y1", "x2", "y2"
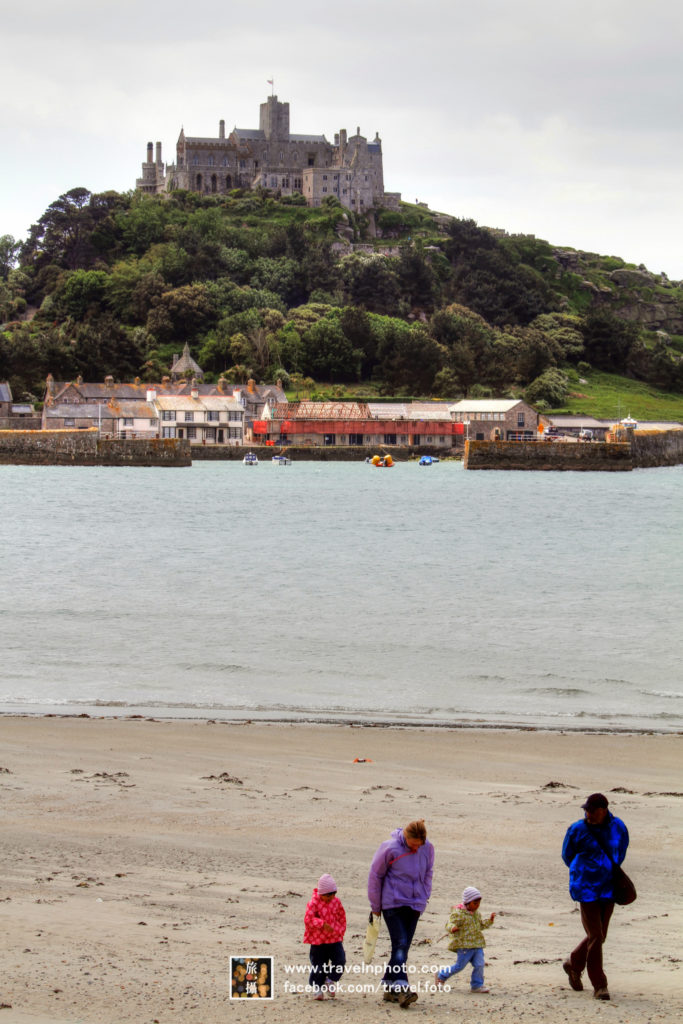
[{"x1": 462, "y1": 886, "x2": 482, "y2": 904}]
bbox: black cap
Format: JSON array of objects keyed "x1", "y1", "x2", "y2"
[{"x1": 582, "y1": 793, "x2": 609, "y2": 811}]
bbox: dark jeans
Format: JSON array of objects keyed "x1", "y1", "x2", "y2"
[
  {"x1": 569, "y1": 899, "x2": 614, "y2": 991},
  {"x1": 309, "y1": 941, "x2": 346, "y2": 990},
  {"x1": 382, "y1": 906, "x2": 421, "y2": 990}
]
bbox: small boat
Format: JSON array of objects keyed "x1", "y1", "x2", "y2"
[
  {"x1": 272, "y1": 454, "x2": 291, "y2": 465},
  {"x1": 418, "y1": 455, "x2": 440, "y2": 466},
  {"x1": 243, "y1": 452, "x2": 259, "y2": 466},
  {"x1": 370, "y1": 454, "x2": 394, "y2": 468}
]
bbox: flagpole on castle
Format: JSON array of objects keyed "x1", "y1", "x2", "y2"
[{"x1": 267, "y1": 78, "x2": 274, "y2": 96}]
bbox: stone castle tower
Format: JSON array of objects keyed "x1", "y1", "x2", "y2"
[{"x1": 136, "y1": 94, "x2": 400, "y2": 213}]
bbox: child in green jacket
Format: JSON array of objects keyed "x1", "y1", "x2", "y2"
[{"x1": 435, "y1": 886, "x2": 496, "y2": 993}]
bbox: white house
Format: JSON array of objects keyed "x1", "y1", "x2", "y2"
[{"x1": 154, "y1": 393, "x2": 245, "y2": 445}]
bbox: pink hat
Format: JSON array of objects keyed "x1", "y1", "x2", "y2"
[{"x1": 317, "y1": 873, "x2": 337, "y2": 895}]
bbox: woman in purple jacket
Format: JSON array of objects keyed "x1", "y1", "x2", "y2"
[{"x1": 368, "y1": 819, "x2": 434, "y2": 1007}]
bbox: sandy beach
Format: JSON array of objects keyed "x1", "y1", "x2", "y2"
[{"x1": 0, "y1": 717, "x2": 681, "y2": 1024}]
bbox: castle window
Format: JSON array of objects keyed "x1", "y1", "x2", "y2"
[
  {"x1": 211, "y1": 174, "x2": 217, "y2": 193},
  {"x1": 240, "y1": 160, "x2": 246, "y2": 168},
  {"x1": 222, "y1": 156, "x2": 229, "y2": 166},
  {"x1": 208, "y1": 155, "x2": 215, "y2": 166},
  {"x1": 192, "y1": 155, "x2": 199, "y2": 166},
  {"x1": 322, "y1": 186, "x2": 327, "y2": 193},
  {"x1": 196, "y1": 173, "x2": 203, "y2": 190},
  {"x1": 254, "y1": 160, "x2": 259, "y2": 168},
  {"x1": 308, "y1": 156, "x2": 315, "y2": 166},
  {"x1": 225, "y1": 174, "x2": 232, "y2": 188},
  {"x1": 323, "y1": 175, "x2": 327, "y2": 180}
]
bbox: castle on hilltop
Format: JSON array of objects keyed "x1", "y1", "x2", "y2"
[{"x1": 136, "y1": 93, "x2": 400, "y2": 213}]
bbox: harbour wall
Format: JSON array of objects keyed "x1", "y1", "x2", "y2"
[
  {"x1": 464, "y1": 429, "x2": 683, "y2": 470},
  {"x1": 0, "y1": 430, "x2": 190, "y2": 467},
  {"x1": 630, "y1": 428, "x2": 683, "y2": 468},
  {"x1": 464, "y1": 440, "x2": 633, "y2": 471}
]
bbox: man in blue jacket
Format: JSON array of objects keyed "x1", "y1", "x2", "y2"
[{"x1": 561, "y1": 793, "x2": 629, "y2": 1001}]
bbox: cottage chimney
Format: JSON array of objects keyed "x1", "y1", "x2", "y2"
[
  {"x1": 161, "y1": 375, "x2": 170, "y2": 389},
  {"x1": 248, "y1": 378, "x2": 256, "y2": 394},
  {"x1": 276, "y1": 378, "x2": 282, "y2": 390},
  {"x1": 191, "y1": 384, "x2": 199, "y2": 400},
  {"x1": 134, "y1": 376, "x2": 141, "y2": 386},
  {"x1": 219, "y1": 119, "x2": 225, "y2": 139},
  {"x1": 146, "y1": 389, "x2": 157, "y2": 402},
  {"x1": 104, "y1": 375, "x2": 114, "y2": 388},
  {"x1": 76, "y1": 374, "x2": 83, "y2": 385},
  {"x1": 217, "y1": 376, "x2": 227, "y2": 393}
]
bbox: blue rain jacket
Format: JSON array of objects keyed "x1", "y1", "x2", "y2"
[{"x1": 561, "y1": 812, "x2": 629, "y2": 902}]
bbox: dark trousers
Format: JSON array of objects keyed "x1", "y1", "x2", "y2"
[
  {"x1": 569, "y1": 899, "x2": 614, "y2": 991},
  {"x1": 382, "y1": 906, "x2": 421, "y2": 990},
  {"x1": 309, "y1": 941, "x2": 346, "y2": 990}
]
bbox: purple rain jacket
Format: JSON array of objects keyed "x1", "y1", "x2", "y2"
[{"x1": 368, "y1": 827, "x2": 434, "y2": 915}]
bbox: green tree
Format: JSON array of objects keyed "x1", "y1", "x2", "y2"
[
  {"x1": 145, "y1": 284, "x2": 215, "y2": 343},
  {"x1": 525, "y1": 368, "x2": 569, "y2": 406},
  {"x1": 0, "y1": 235, "x2": 19, "y2": 279},
  {"x1": 374, "y1": 318, "x2": 445, "y2": 393},
  {"x1": 582, "y1": 310, "x2": 640, "y2": 372}
]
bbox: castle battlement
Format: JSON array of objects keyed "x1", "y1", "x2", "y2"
[{"x1": 136, "y1": 95, "x2": 399, "y2": 212}]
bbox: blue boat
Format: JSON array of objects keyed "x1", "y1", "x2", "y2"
[{"x1": 418, "y1": 455, "x2": 439, "y2": 466}]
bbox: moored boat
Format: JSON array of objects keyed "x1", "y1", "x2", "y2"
[{"x1": 243, "y1": 452, "x2": 259, "y2": 466}]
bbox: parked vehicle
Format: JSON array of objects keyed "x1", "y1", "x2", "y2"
[{"x1": 578, "y1": 429, "x2": 594, "y2": 442}]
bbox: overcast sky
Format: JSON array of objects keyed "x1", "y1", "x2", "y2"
[{"x1": 2, "y1": 0, "x2": 681, "y2": 278}]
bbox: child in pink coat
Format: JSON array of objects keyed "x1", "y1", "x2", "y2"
[{"x1": 303, "y1": 874, "x2": 347, "y2": 1000}]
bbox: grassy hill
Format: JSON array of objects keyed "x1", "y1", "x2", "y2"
[{"x1": 1, "y1": 187, "x2": 682, "y2": 415}]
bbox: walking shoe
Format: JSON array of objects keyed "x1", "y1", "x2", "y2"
[
  {"x1": 470, "y1": 986, "x2": 490, "y2": 993},
  {"x1": 435, "y1": 972, "x2": 447, "y2": 989},
  {"x1": 383, "y1": 990, "x2": 399, "y2": 1002},
  {"x1": 313, "y1": 990, "x2": 325, "y2": 1000},
  {"x1": 327, "y1": 983, "x2": 336, "y2": 999},
  {"x1": 398, "y1": 989, "x2": 418, "y2": 1008},
  {"x1": 594, "y1": 988, "x2": 610, "y2": 1000},
  {"x1": 563, "y1": 961, "x2": 584, "y2": 991}
]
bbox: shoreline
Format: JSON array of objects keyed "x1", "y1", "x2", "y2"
[{"x1": 1, "y1": 709, "x2": 681, "y2": 735}]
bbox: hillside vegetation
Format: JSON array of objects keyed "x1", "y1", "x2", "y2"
[{"x1": 1, "y1": 186, "x2": 682, "y2": 416}]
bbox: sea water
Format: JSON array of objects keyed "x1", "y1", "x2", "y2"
[{"x1": 1, "y1": 460, "x2": 682, "y2": 731}]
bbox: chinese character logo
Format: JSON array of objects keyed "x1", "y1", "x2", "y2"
[{"x1": 230, "y1": 956, "x2": 273, "y2": 999}]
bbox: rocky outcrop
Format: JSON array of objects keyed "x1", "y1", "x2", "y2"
[{"x1": 551, "y1": 249, "x2": 683, "y2": 333}]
